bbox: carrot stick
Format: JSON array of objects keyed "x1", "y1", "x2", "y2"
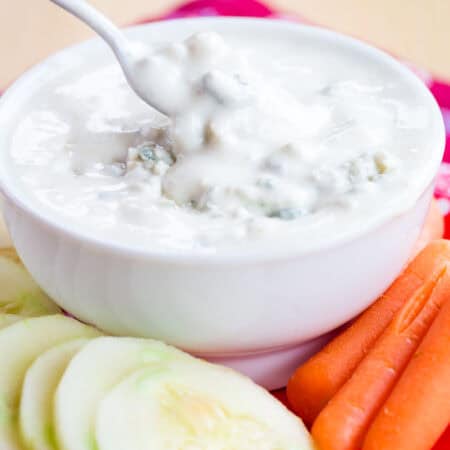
[
  {"x1": 363, "y1": 297, "x2": 450, "y2": 450},
  {"x1": 311, "y1": 265, "x2": 450, "y2": 450},
  {"x1": 287, "y1": 240, "x2": 450, "y2": 426},
  {"x1": 411, "y1": 199, "x2": 444, "y2": 258}
]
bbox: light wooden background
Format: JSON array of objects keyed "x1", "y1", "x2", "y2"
[{"x1": 1, "y1": 0, "x2": 449, "y2": 89}]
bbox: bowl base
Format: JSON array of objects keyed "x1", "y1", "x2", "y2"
[{"x1": 201, "y1": 330, "x2": 337, "y2": 391}]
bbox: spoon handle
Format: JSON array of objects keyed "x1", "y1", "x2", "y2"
[
  {"x1": 49, "y1": 0, "x2": 129, "y2": 59},
  {"x1": 49, "y1": 0, "x2": 167, "y2": 116}
]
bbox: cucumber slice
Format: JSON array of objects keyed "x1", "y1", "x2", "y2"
[
  {"x1": 0, "y1": 209, "x2": 11, "y2": 248},
  {"x1": 0, "y1": 251, "x2": 61, "y2": 316},
  {"x1": 96, "y1": 358, "x2": 315, "y2": 450},
  {"x1": 0, "y1": 316, "x2": 101, "y2": 450},
  {"x1": 54, "y1": 337, "x2": 185, "y2": 450},
  {"x1": 19, "y1": 338, "x2": 92, "y2": 450},
  {"x1": 0, "y1": 313, "x2": 23, "y2": 330}
]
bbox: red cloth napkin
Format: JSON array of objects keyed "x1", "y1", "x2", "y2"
[{"x1": 142, "y1": 1, "x2": 450, "y2": 448}]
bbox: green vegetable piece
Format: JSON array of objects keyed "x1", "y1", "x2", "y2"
[
  {"x1": 268, "y1": 208, "x2": 304, "y2": 221},
  {"x1": 0, "y1": 316, "x2": 100, "y2": 450},
  {"x1": 0, "y1": 250, "x2": 61, "y2": 317},
  {"x1": 138, "y1": 147, "x2": 156, "y2": 162}
]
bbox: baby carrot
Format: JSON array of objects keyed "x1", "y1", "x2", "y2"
[
  {"x1": 411, "y1": 199, "x2": 444, "y2": 258},
  {"x1": 363, "y1": 297, "x2": 450, "y2": 450},
  {"x1": 287, "y1": 240, "x2": 450, "y2": 426},
  {"x1": 311, "y1": 265, "x2": 450, "y2": 450}
]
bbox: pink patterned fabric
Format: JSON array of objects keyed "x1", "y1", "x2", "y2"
[{"x1": 164, "y1": 0, "x2": 274, "y2": 18}]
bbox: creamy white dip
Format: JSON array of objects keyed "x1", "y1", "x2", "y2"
[{"x1": 8, "y1": 28, "x2": 435, "y2": 253}]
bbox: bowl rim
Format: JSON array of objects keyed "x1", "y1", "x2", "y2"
[{"x1": 0, "y1": 17, "x2": 445, "y2": 263}]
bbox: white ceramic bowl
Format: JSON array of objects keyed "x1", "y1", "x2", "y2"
[{"x1": 0, "y1": 18, "x2": 445, "y2": 389}]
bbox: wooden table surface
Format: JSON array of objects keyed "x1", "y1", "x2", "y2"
[{"x1": 1, "y1": 0, "x2": 450, "y2": 89}]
